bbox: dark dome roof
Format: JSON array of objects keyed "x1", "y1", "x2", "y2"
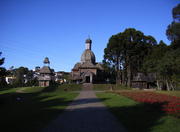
[
  {"x1": 85, "y1": 38, "x2": 92, "y2": 43},
  {"x1": 81, "y1": 49, "x2": 96, "y2": 64}
]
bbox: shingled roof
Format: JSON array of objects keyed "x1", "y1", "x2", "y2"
[
  {"x1": 39, "y1": 66, "x2": 52, "y2": 74},
  {"x1": 73, "y1": 63, "x2": 81, "y2": 70}
]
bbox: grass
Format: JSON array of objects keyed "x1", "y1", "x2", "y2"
[
  {"x1": 0, "y1": 87, "x2": 20, "y2": 94},
  {"x1": 0, "y1": 84, "x2": 80, "y2": 132},
  {"x1": 93, "y1": 84, "x2": 131, "y2": 91},
  {"x1": 58, "y1": 84, "x2": 82, "y2": 91},
  {"x1": 97, "y1": 92, "x2": 180, "y2": 132},
  {"x1": 19, "y1": 86, "x2": 45, "y2": 93}
]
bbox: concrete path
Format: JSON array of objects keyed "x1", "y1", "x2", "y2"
[{"x1": 43, "y1": 84, "x2": 126, "y2": 132}]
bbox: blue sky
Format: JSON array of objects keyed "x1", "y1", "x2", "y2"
[{"x1": 0, "y1": 0, "x2": 179, "y2": 72}]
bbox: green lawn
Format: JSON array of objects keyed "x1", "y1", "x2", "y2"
[
  {"x1": 93, "y1": 84, "x2": 131, "y2": 91},
  {"x1": 97, "y1": 92, "x2": 180, "y2": 132},
  {"x1": 0, "y1": 85, "x2": 80, "y2": 132},
  {"x1": 0, "y1": 87, "x2": 21, "y2": 94},
  {"x1": 58, "y1": 84, "x2": 82, "y2": 91}
]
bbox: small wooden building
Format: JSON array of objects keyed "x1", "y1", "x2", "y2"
[
  {"x1": 38, "y1": 57, "x2": 54, "y2": 87},
  {"x1": 131, "y1": 73, "x2": 156, "y2": 89}
]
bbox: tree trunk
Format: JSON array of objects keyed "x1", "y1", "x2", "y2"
[
  {"x1": 122, "y1": 70, "x2": 125, "y2": 85},
  {"x1": 156, "y1": 80, "x2": 161, "y2": 90},
  {"x1": 170, "y1": 81, "x2": 174, "y2": 91},
  {"x1": 127, "y1": 63, "x2": 131, "y2": 87},
  {"x1": 116, "y1": 70, "x2": 121, "y2": 84},
  {"x1": 166, "y1": 80, "x2": 170, "y2": 91},
  {"x1": 116, "y1": 56, "x2": 122, "y2": 84}
]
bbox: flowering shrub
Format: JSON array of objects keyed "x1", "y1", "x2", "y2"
[{"x1": 117, "y1": 91, "x2": 180, "y2": 117}]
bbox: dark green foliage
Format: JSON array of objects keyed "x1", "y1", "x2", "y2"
[
  {"x1": 6, "y1": 67, "x2": 39, "y2": 88},
  {"x1": 26, "y1": 77, "x2": 39, "y2": 86},
  {"x1": 166, "y1": 4, "x2": 180, "y2": 49},
  {"x1": 166, "y1": 22, "x2": 180, "y2": 42},
  {"x1": 13, "y1": 67, "x2": 29, "y2": 86},
  {"x1": 0, "y1": 52, "x2": 5, "y2": 65},
  {"x1": 103, "y1": 28, "x2": 156, "y2": 86},
  {"x1": 172, "y1": 4, "x2": 180, "y2": 21},
  {"x1": 143, "y1": 4, "x2": 180, "y2": 90},
  {"x1": 0, "y1": 52, "x2": 7, "y2": 88},
  {"x1": 143, "y1": 41, "x2": 168, "y2": 72},
  {"x1": 156, "y1": 3, "x2": 180, "y2": 90},
  {"x1": 143, "y1": 40, "x2": 180, "y2": 90}
]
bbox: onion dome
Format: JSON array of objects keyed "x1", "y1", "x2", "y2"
[
  {"x1": 43, "y1": 57, "x2": 50, "y2": 64},
  {"x1": 81, "y1": 49, "x2": 96, "y2": 64}
]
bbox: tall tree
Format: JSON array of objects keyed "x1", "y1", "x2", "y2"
[
  {"x1": 142, "y1": 41, "x2": 169, "y2": 90},
  {"x1": 162, "y1": 3, "x2": 180, "y2": 90},
  {"x1": 0, "y1": 52, "x2": 5, "y2": 65},
  {"x1": 13, "y1": 67, "x2": 29, "y2": 86},
  {"x1": 0, "y1": 52, "x2": 7, "y2": 88},
  {"x1": 158, "y1": 49, "x2": 180, "y2": 90}
]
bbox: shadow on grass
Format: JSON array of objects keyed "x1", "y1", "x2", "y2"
[
  {"x1": 108, "y1": 102, "x2": 166, "y2": 132},
  {"x1": 41, "y1": 85, "x2": 58, "y2": 92},
  {"x1": 0, "y1": 88, "x2": 75, "y2": 132}
]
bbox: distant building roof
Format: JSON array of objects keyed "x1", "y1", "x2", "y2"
[
  {"x1": 73, "y1": 63, "x2": 81, "y2": 70},
  {"x1": 80, "y1": 62, "x2": 96, "y2": 68},
  {"x1": 72, "y1": 62, "x2": 103, "y2": 70}
]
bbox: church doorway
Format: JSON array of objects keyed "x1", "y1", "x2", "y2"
[{"x1": 85, "y1": 76, "x2": 90, "y2": 83}]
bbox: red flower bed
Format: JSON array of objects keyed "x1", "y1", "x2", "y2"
[{"x1": 117, "y1": 91, "x2": 180, "y2": 117}]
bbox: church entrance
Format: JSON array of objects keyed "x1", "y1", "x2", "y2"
[{"x1": 85, "y1": 76, "x2": 90, "y2": 83}]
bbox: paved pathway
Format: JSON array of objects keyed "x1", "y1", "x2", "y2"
[{"x1": 43, "y1": 84, "x2": 126, "y2": 132}]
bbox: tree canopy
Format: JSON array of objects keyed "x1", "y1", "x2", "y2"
[
  {"x1": 166, "y1": 4, "x2": 180, "y2": 48},
  {"x1": 103, "y1": 28, "x2": 157, "y2": 86}
]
